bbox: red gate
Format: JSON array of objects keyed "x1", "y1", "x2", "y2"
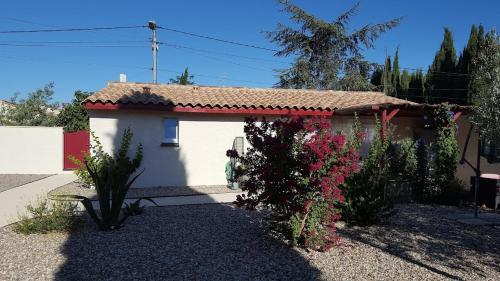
[{"x1": 63, "y1": 130, "x2": 90, "y2": 170}]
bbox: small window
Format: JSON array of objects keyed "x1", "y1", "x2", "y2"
[{"x1": 162, "y1": 118, "x2": 179, "y2": 146}]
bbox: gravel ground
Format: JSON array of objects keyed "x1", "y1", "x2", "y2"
[
  {"x1": 0, "y1": 204, "x2": 499, "y2": 281},
  {"x1": 0, "y1": 174, "x2": 52, "y2": 192}
]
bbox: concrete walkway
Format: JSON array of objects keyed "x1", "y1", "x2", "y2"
[{"x1": 0, "y1": 174, "x2": 76, "y2": 227}]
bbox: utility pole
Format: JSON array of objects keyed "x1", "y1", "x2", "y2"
[{"x1": 148, "y1": 20, "x2": 158, "y2": 84}]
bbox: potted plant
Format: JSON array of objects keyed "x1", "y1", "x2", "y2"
[{"x1": 225, "y1": 149, "x2": 240, "y2": 190}]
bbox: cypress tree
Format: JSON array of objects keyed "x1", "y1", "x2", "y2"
[
  {"x1": 409, "y1": 69, "x2": 426, "y2": 103},
  {"x1": 391, "y1": 48, "x2": 401, "y2": 97},
  {"x1": 400, "y1": 69, "x2": 410, "y2": 99},
  {"x1": 383, "y1": 56, "x2": 392, "y2": 95},
  {"x1": 426, "y1": 28, "x2": 458, "y2": 104}
]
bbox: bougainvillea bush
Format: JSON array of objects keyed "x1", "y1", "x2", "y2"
[{"x1": 236, "y1": 116, "x2": 362, "y2": 251}]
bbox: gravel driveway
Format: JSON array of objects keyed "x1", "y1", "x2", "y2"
[
  {"x1": 0, "y1": 174, "x2": 52, "y2": 192},
  {"x1": 0, "y1": 204, "x2": 499, "y2": 281}
]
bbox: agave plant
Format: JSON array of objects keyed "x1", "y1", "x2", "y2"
[{"x1": 58, "y1": 127, "x2": 154, "y2": 230}]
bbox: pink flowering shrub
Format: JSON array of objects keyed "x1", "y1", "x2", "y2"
[{"x1": 236, "y1": 116, "x2": 362, "y2": 251}]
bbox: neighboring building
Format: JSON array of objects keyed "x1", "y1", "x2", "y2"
[
  {"x1": 84, "y1": 82, "x2": 493, "y2": 188},
  {"x1": 0, "y1": 99, "x2": 15, "y2": 112}
]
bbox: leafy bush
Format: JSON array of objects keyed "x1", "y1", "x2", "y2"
[
  {"x1": 414, "y1": 140, "x2": 434, "y2": 201},
  {"x1": 434, "y1": 177, "x2": 466, "y2": 206},
  {"x1": 68, "y1": 155, "x2": 93, "y2": 188},
  {"x1": 387, "y1": 138, "x2": 418, "y2": 182},
  {"x1": 236, "y1": 116, "x2": 361, "y2": 251},
  {"x1": 341, "y1": 117, "x2": 393, "y2": 226},
  {"x1": 434, "y1": 104, "x2": 459, "y2": 189},
  {"x1": 56, "y1": 128, "x2": 147, "y2": 231},
  {"x1": 13, "y1": 198, "x2": 80, "y2": 234},
  {"x1": 414, "y1": 104, "x2": 462, "y2": 205}
]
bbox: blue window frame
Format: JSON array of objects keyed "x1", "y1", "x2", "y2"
[{"x1": 163, "y1": 118, "x2": 179, "y2": 145}]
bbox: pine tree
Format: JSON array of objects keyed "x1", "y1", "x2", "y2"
[
  {"x1": 391, "y1": 48, "x2": 401, "y2": 97},
  {"x1": 269, "y1": 1, "x2": 401, "y2": 90},
  {"x1": 170, "y1": 67, "x2": 195, "y2": 85}
]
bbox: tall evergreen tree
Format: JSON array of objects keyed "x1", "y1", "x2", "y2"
[
  {"x1": 400, "y1": 69, "x2": 410, "y2": 99},
  {"x1": 370, "y1": 66, "x2": 384, "y2": 89},
  {"x1": 170, "y1": 67, "x2": 195, "y2": 85},
  {"x1": 383, "y1": 56, "x2": 392, "y2": 95},
  {"x1": 409, "y1": 69, "x2": 426, "y2": 103},
  {"x1": 268, "y1": 0, "x2": 401, "y2": 90},
  {"x1": 457, "y1": 25, "x2": 481, "y2": 103},
  {"x1": 391, "y1": 48, "x2": 401, "y2": 97},
  {"x1": 426, "y1": 28, "x2": 459, "y2": 104}
]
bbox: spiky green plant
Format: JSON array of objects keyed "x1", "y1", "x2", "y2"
[{"x1": 57, "y1": 128, "x2": 148, "y2": 230}]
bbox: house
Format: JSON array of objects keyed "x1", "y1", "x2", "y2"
[
  {"x1": 0, "y1": 99, "x2": 15, "y2": 113},
  {"x1": 84, "y1": 82, "x2": 497, "y2": 188}
]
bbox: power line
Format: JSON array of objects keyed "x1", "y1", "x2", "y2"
[
  {"x1": 0, "y1": 43, "x2": 148, "y2": 48},
  {"x1": 158, "y1": 42, "x2": 288, "y2": 64},
  {"x1": 0, "y1": 53, "x2": 273, "y2": 87},
  {"x1": 0, "y1": 17, "x2": 60, "y2": 28},
  {"x1": 157, "y1": 26, "x2": 278, "y2": 52},
  {"x1": 0, "y1": 25, "x2": 146, "y2": 34},
  {"x1": 0, "y1": 40, "x2": 149, "y2": 44},
  {"x1": 160, "y1": 44, "x2": 272, "y2": 72}
]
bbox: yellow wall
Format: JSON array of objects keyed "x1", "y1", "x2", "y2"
[
  {"x1": 455, "y1": 117, "x2": 500, "y2": 186},
  {"x1": 339, "y1": 114, "x2": 500, "y2": 188}
]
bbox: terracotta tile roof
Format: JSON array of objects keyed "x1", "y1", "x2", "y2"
[{"x1": 86, "y1": 82, "x2": 420, "y2": 112}]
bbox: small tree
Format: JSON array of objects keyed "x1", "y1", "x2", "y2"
[
  {"x1": 170, "y1": 67, "x2": 195, "y2": 85},
  {"x1": 0, "y1": 83, "x2": 59, "y2": 126},
  {"x1": 57, "y1": 91, "x2": 91, "y2": 132},
  {"x1": 433, "y1": 104, "x2": 459, "y2": 192},
  {"x1": 414, "y1": 104, "x2": 462, "y2": 204},
  {"x1": 470, "y1": 30, "x2": 500, "y2": 144}
]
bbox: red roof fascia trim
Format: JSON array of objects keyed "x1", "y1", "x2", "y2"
[
  {"x1": 84, "y1": 102, "x2": 334, "y2": 116},
  {"x1": 453, "y1": 111, "x2": 462, "y2": 122}
]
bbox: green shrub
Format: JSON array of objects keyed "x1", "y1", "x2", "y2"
[
  {"x1": 341, "y1": 117, "x2": 393, "y2": 226},
  {"x1": 414, "y1": 140, "x2": 434, "y2": 201},
  {"x1": 434, "y1": 177, "x2": 466, "y2": 206},
  {"x1": 387, "y1": 138, "x2": 418, "y2": 182},
  {"x1": 13, "y1": 198, "x2": 80, "y2": 234},
  {"x1": 414, "y1": 104, "x2": 462, "y2": 205},
  {"x1": 55, "y1": 128, "x2": 149, "y2": 231},
  {"x1": 68, "y1": 155, "x2": 93, "y2": 188}
]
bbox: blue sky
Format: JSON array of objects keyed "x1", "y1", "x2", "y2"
[{"x1": 0, "y1": 0, "x2": 498, "y2": 103}]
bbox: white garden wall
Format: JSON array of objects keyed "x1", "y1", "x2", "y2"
[{"x1": 0, "y1": 126, "x2": 64, "y2": 174}]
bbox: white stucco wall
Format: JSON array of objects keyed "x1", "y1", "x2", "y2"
[
  {"x1": 89, "y1": 111, "x2": 248, "y2": 187},
  {"x1": 0, "y1": 126, "x2": 64, "y2": 174}
]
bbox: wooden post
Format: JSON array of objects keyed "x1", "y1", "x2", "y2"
[{"x1": 381, "y1": 109, "x2": 387, "y2": 140}]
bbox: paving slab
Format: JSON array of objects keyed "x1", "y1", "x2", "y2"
[
  {"x1": 0, "y1": 174, "x2": 52, "y2": 192},
  {"x1": 0, "y1": 173, "x2": 77, "y2": 227}
]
